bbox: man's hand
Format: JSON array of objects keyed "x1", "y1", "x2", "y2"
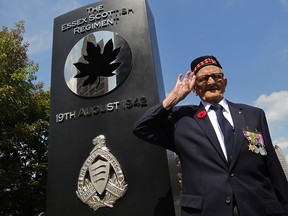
[{"x1": 163, "y1": 71, "x2": 196, "y2": 109}]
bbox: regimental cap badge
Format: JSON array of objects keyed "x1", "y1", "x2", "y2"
[{"x1": 76, "y1": 135, "x2": 128, "y2": 211}]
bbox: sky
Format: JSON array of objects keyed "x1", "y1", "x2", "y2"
[{"x1": 0, "y1": 0, "x2": 288, "y2": 160}]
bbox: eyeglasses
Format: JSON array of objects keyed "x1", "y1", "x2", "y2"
[{"x1": 195, "y1": 73, "x2": 224, "y2": 83}]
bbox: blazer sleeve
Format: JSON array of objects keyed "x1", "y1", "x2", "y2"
[
  {"x1": 260, "y1": 108, "x2": 288, "y2": 213},
  {"x1": 133, "y1": 103, "x2": 176, "y2": 152}
]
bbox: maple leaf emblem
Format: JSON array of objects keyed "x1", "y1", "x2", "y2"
[{"x1": 73, "y1": 39, "x2": 121, "y2": 88}]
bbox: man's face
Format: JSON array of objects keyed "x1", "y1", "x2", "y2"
[{"x1": 194, "y1": 65, "x2": 227, "y2": 104}]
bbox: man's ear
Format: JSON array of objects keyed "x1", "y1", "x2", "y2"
[
  {"x1": 193, "y1": 86, "x2": 198, "y2": 96},
  {"x1": 224, "y1": 77, "x2": 228, "y2": 87},
  {"x1": 222, "y1": 77, "x2": 228, "y2": 92}
]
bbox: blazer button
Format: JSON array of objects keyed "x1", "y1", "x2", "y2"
[
  {"x1": 225, "y1": 197, "x2": 231, "y2": 204},
  {"x1": 230, "y1": 173, "x2": 235, "y2": 177}
]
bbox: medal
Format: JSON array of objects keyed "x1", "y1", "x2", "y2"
[
  {"x1": 259, "y1": 146, "x2": 267, "y2": 156},
  {"x1": 243, "y1": 130, "x2": 266, "y2": 156},
  {"x1": 254, "y1": 145, "x2": 260, "y2": 154}
]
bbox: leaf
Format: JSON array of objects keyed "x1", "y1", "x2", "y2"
[
  {"x1": 73, "y1": 39, "x2": 122, "y2": 88},
  {"x1": 73, "y1": 62, "x2": 90, "y2": 78},
  {"x1": 0, "y1": 21, "x2": 49, "y2": 215},
  {"x1": 84, "y1": 42, "x2": 101, "y2": 62}
]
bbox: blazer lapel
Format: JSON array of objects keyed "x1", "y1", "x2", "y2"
[
  {"x1": 228, "y1": 101, "x2": 246, "y2": 169},
  {"x1": 194, "y1": 105, "x2": 228, "y2": 165}
]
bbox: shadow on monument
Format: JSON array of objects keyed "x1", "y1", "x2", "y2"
[{"x1": 153, "y1": 188, "x2": 175, "y2": 216}]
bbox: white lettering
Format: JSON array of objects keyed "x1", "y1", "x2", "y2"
[
  {"x1": 55, "y1": 97, "x2": 148, "y2": 123},
  {"x1": 61, "y1": 17, "x2": 88, "y2": 32},
  {"x1": 73, "y1": 19, "x2": 113, "y2": 34},
  {"x1": 86, "y1": 5, "x2": 104, "y2": 14},
  {"x1": 107, "y1": 103, "x2": 114, "y2": 112}
]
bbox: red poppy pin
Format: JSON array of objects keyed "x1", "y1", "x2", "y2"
[{"x1": 197, "y1": 110, "x2": 207, "y2": 119}]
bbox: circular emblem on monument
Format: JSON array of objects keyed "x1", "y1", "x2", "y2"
[{"x1": 64, "y1": 31, "x2": 133, "y2": 97}]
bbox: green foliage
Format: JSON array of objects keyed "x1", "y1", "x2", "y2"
[{"x1": 0, "y1": 20, "x2": 50, "y2": 215}]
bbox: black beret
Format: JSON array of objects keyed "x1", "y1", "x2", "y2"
[{"x1": 190, "y1": 55, "x2": 222, "y2": 74}]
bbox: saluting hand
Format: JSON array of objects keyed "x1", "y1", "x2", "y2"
[{"x1": 163, "y1": 71, "x2": 196, "y2": 109}]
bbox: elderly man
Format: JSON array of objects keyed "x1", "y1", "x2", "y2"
[{"x1": 133, "y1": 55, "x2": 288, "y2": 216}]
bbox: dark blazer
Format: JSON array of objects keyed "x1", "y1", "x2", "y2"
[{"x1": 133, "y1": 101, "x2": 288, "y2": 216}]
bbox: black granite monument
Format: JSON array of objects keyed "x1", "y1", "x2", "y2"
[{"x1": 47, "y1": 0, "x2": 178, "y2": 215}]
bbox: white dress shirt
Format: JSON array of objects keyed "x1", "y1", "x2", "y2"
[{"x1": 201, "y1": 99, "x2": 234, "y2": 160}]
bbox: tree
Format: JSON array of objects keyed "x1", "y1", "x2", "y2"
[{"x1": 0, "y1": 20, "x2": 50, "y2": 215}]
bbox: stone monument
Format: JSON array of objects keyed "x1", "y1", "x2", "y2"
[{"x1": 47, "y1": 0, "x2": 178, "y2": 215}]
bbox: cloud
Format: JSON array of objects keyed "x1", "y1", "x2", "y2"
[
  {"x1": 283, "y1": 47, "x2": 288, "y2": 59},
  {"x1": 279, "y1": 0, "x2": 288, "y2": 11},
  {"x1": 274, "y1": 137, "x2": 288, "y2": 162},
  {"x1": 226, "y1": 0, "x2": 239, "y2": 6},
  {"x1": 274, "y1": 137, "x2": 288, "y2": 149},
  {"x1": 254, "y1": 91, "x2": 288, "y2": 160},
  {"x1": 26, "y1": 30, "x2": 52, "y2": 55},
  {"x1": 24, "y1": 0, "x2": 83, "y2": 54},
  {"x1": 49, "y1": 0, "x2": 83, "y2": 17},
  {"x1": 0, "y1": 0, "x2": 84, "y2": 55},
  {"x1": 253, "y1": 90, "x2": 288, "y2": 122}
]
